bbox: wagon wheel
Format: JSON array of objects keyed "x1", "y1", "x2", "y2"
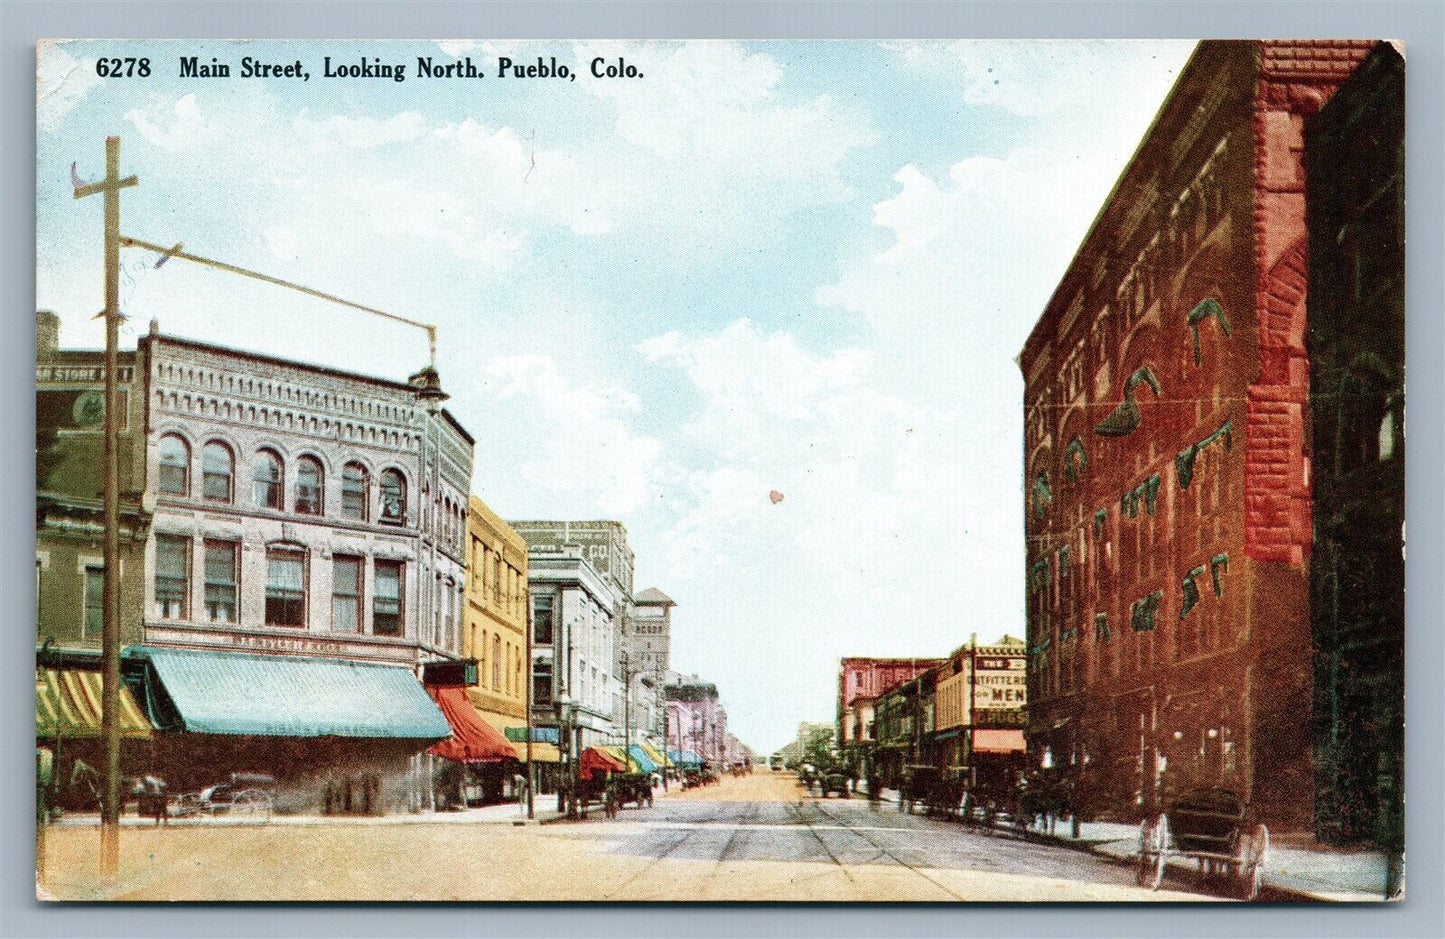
[
  {"x1": 1237, "y1": 823, "x2": 1269, "y2": 901},
  {"x1": 230, "y1": 788, "x2": 273, "y2": 822},
  {"x1": 1136, "y1": 813, "x2": 1168, "y2": 890},
  {"x1": 173, "y1": 792, "x2": 202, "y2": 818}
]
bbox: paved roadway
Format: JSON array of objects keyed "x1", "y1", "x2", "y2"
[{"x1": 39, "y1": 771, "x2": 1214, "y2": 901}]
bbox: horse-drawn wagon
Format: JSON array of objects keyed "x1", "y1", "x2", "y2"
[{"x1": 1137, "y1": 787, "x2": 1270, "y2": 900}]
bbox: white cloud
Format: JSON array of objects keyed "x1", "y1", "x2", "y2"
[
  {"x1": 124, "y1": 93, "x2": 216, "y2": 151},
  {"x1": 484, "y1": 355, "x2": 665, "y2": 514},
  {"x1": 291, "y1": 109, "x2": 427, "y2": 149},
  {"x1": 884, "y1": 40, "x2": 1190, "y2": 117},
  {"x1": 36, "y1": 43, "x2": 101, "y2": 134},
  {"x1": 574, "y1": 41, "x2": 878, "y2": 251},
  {"x1": 262, "y1": 225, "x2": 301, "y2": 261},
  {"x1": 639, "y1": 319, "x2": 941, "y2": 582},
  {"x1": 817, "y1": 148, "x2": 1124, "y2": 371}
]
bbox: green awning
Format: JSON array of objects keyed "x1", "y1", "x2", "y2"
[{"x1": 122, "y1": 645, "x2": 450, "y2": 739}]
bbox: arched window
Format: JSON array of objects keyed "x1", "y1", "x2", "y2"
[
  {"x1": 201, "y1": 441, "x2": 234, "y2": 502},
  {"x1": 492, "y1": 634, "x2": 502, "y2": 690},
  {"x1": 341, "y1": 463, "x2": 368, "y2": 520},
  {"x1": 379, "y1": 469, "x2": 406, "y2": 523},
  {"x1": 295, "y1": 455, "x2": 323, "y2": 515},
  {"x1": 252, "y1": 449, "x2": 283, "y2": 510},
  {"x1": 158, "y1": 434, "x2": 189, "y2": 495}
]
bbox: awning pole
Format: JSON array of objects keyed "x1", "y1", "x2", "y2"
[{"x1": 525, "y1": 602, "x2": 534, "y2": 820}]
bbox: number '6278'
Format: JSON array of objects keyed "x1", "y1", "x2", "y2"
[{"x1": 96, "y1": 58, "x2": 151, "y2": 78}]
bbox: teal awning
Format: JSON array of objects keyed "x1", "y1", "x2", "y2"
[
  {"x1": 627, "y1": 745, "x2": 659, "y2": 773},
  {"x1": 668, "y1": 748, "x2": 703, "y2": 769},
  {"x1": 122, "y1": 646, "x2": 450, "y2": 739}
]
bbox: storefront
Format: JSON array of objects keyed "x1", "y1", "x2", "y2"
[
  {"x1": 35, "y1": 665, "x2": 154, "y2": 812},
  {"x1": 478, "y1": 713, "x2": 563, "y2": 797},
  {"x1": 121, "y1": 645, "x2": 451, "y2": 814},
  {"x1": 425, "y1": 684, "x2": 517, "y2": 808}
]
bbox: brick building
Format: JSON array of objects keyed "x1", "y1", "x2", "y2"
[
  {"x1": 836, "y1": 657, "x2": 943, "y2": 774},
  {"x1": 1303, "y1": 41, "x2": 1405, "y2": 854},
  {"x1": 1018, "y1": 41, "x2": 1378, "y2": 832}
]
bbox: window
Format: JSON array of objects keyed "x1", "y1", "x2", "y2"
[
  {"x1": 379, "y1": 469, "x2": 406, "y2": 523},
  {"x1": 83, "y1": 565, "x2": 104, "y2": 638},
  {"x1": 295, "y1": 455, "x2": 323, "y2": 515},
  {"x1": 201, "y1": 442, "x2": 234, "y2": 502},
  {"x1": 373, "y1": 560, "x2": 403, "y2": 636},
  {"x1": 341, "y1": 463, "x2": 368, "y2": 520},
  {"x1": 332, "y1": 556, "x2": 361, "y2": 632},
  {"x1": 492, "y1": 634, "x2": 502, "y2": 690},
  {"x1": 155, "y1": 534, "x2": 189, "y2": 620},
  {"x1": 532, "y1": 594, "x2": 553, "y2": 645},
  {"x1": 203, "y1": 540, "x2": 238, "y2": 623},
  {"x1": 533, "y1": 660, "x2": 553, "y2": 707},
  {"x1": 252, "y1": 449, "x2": 283, "y2": 510},
  {"x1": 265, "y1": 546, "x2": 306, "y2": 627},
  {"x1": 158, "y1": 434, "x2": 189, "y2": 495}
]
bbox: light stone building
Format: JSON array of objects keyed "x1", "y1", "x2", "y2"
[
  {"x1": 512, "y1": 521, "x2": 663, "y2": 748},
  {"x1": 36, "y1": 316, "x2": 474, "y2": 812},
  {"x1": 140, "y1": 325, "x2": 472, "y2": 666},
  {"x1": 525, "y1": 546, "x2": 623, "y2": 752}
]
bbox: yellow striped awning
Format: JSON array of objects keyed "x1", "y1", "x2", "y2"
[
  {"x1": 640, "y1": 743, "x2": 671, "y2": 768},
  {"x1": 478, "y1": 710, "x2": 561, "y2": 763},
  {"x1": 36, "y1": 669, "x2": 151, "y2": 739},
  {"x1": 599, "y1": 745, "x2": 644, "y2": 773}
]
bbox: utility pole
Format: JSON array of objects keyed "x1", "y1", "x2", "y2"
[
  {"x1": 969, "y1": 633, "x2": 978, "y2": 765},
  {"x1": 621, "y1": 651, "x2": 631, "y2": 756},
  {"x1": 74, "y1": 136, "x2": 137, "y2": 884},
  {"x1": 660, "y1": 688, "x2": 669, "y2": 792},
  {"x1": 524, "y1": 600, "x2": 534, "y2": 820}
]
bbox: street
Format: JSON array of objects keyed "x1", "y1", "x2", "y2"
[{"x1": 40, "y1": 772, "x2": 1214, "y2": 902}]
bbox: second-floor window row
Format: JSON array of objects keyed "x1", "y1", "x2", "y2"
[
  {"x1": 156, "y1": 433, "x2": 408, "y2": 524},
  {"x1": 151, "y1": 535, "x2": 407, "y2": 636}
]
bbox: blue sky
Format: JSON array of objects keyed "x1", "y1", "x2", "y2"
[{"x1": 38, "y1": 39, "x2": 1194, "y2": 752}]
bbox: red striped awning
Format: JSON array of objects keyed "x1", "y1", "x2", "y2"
[
  {"x1": 426, "y1": 686, "x2": 516, "y2": 764},
  {"x1": 580, "y1": 746, "x2": 627, "y2": 779},
  {"x1": 972, "y1": 729, "x2": 1026, "y2": 754}
]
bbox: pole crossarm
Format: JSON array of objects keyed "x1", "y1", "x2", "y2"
[{"x1": 119, "y1": 235, "x2": 438, "y2": 365}]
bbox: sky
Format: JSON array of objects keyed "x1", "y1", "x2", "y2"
[{"x1": 37, "y1": 39, "x2": 1195, "y2": 754}]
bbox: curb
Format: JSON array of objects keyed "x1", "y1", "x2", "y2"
[{"x1": 875, "y1": 803, "x2": 1347, "y2": 903}]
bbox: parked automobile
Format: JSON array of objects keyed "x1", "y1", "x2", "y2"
[{"x1": 173, "y1": 773, "x2": 276, "y2": 821}]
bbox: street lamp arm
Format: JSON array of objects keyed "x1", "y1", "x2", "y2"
[{"x1": 120, "y1": 235, "x2": 439, "y2": 365}]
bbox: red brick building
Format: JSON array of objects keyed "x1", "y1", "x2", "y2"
[
  {"x1": 837, "y1": 657, "x2": 943, "y2": 772},
  {"x1": 1018, "y1": 41, "x2": 1376, "y2": 832}
]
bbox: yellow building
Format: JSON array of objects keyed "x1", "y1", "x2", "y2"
[
  {"x1": 465, "y1": 495, "x2": 529, "y2": 729},
  {"x1": 934, "y1": 636, "x2": 1027, "y2": 769}
]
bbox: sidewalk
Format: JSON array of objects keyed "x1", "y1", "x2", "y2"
[
  {"x1": 50, "y1": 800, "x2": 566, "y2": 828},
  {"x1": 1041, "y1": 820, "x2": 1396, "y2": 902},
  {"x1": 864, "y1": 788, "x2": 1395, "y2": 901}
]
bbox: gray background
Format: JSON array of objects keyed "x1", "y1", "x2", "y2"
[{"x1": 3, "y1": 2, "x2": 1441, "y2": 937}]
